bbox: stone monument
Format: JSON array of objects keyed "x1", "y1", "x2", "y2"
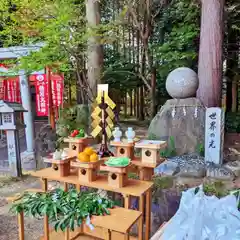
[
  {"x1": 148, "y1": 67, "x2": 205, "y2": 155},
  {"x1": 165, "y1": 67, "x2": 199, "y2": 98},
  {"x1": 205, "y1": 107, "x2": 225, "y2": 165}
]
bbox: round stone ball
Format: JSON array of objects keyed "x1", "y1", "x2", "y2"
[{"x1": 166, "y1": 67, "x2": 199, "y2": 99}]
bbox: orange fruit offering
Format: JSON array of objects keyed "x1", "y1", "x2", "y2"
[
  {"x1": 77, "y1": 152, "x2": 90, "y2": 163},
  {"x1": 90, "y1": 153, "x2": 99, "y2": 162},
  {"x1": 84, "y1": 147, "x2": 95, "y2": 156}
]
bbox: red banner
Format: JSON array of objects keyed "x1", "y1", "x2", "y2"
[
  {"x1": 5, "y1": 77, "x2": 21, "y2": 103},
  {"x1": 0, "y1": 79, "x2": 7, "y2": 100},
  {"x1": 35, "y1": 74, "x2": 49, "y2": 116},
  {"x1": 51, "y1": 73, "x2": 64, "y2": 107}
]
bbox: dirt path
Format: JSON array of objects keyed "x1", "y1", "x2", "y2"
[{"x1": 0, "y1": 176, "x2": 62, "y2": 240}]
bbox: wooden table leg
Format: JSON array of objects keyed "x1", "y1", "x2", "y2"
[
  {"x1": 63, "y1": 182, "x2": 69, "y2": 240},
  {"x1": 65, "y1": 229, "x2": 69, "y2": 240},
  {"x1": 123, "y1": 194, "x2": 130, "y2": 209},
  {"x1": 145, "y1": 189, "x2": 152, "y2": 240},
  {"x1": 138, "y1": 215, "x2": 143, "y2": 240},
  {"x1": 139, "y1": 167, "x2": 144, "y2": 181},
  {"x1": 18, "y1": 211, "x2": 24, "y2": 240},
  {"x1": 41, "y1": 178, "x2": 49, "y2": 240},
  {"x1": 41, "y1": 178, "x2": 48, "y2": 192},
  {"x1": 139, "y1": 195, "x2": 144, "y2": 240},
  {"x1": 124, "y1": 233, "x2": 130, "y2": 240},
  {"x1": 44, "y1": 216, "x2": 49, "y2": 240},
  {"x1": 104, "y1": 229, "x2": 111, "y2": 240},
  {"x1": 76, "y1": 184, "x2": 81, "y2": 192},
  {"x1": 64, "y1": 182, "x2": 68, "y2": 192},
  {"x1": 139, "y1": 167, "x2": 153, "y2": 181}
]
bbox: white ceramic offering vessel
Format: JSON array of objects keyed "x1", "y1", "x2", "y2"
[
  {"x1": 112, "y1": 127, "x2": 122, "y2": 142},
  {"x1": 53, "y1": 149, "x2": 62, "y2": 160},
  {"x1": 125, "y1": 127, "x2": 135, "y2": 143},
  {"x1": 61, "y1": 150, "x2": 68, "y2": 159}
]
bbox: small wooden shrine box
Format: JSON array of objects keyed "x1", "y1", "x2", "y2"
[
  {"x1": 64, "y1": 137, "x2": 91, "y2": 156},
  {"x1": 44, "y1": 156, "x2": 75, "y2": 177},
  {"x1": 110, "y1": 141, "x2": 134, "y2": 159},
  {"x1": 71, "y1": 159, "x2": 104, "y2": 183},
  {"x1": 134, "y1": 140, "x2": 167, "y2": 164},
  {"x1": 101, "y1": 165, "x2": 129, "y2": 188}
]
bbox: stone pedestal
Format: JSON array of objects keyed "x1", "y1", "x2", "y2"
[{"x1": 148, "y1": 98, "x2": 205, "y2": 155}]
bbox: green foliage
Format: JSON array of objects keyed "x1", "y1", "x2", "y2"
[
  {"x1": 0, "y1": 0, "x2": 86, "y2": 73},
  {"x1": 196, "y1": 143, "x2": 205, "y2": 157},
  {"x1": 148, "y1": 134, "x2": 177, "y2": 158},
  {"x1": 225, "y1": 112, "x2": 240, "y2": 133},
  {"x1": 0, "y1": 0, "x2": 116, "y2": 75},
  {"x1": 160, "y1": 136, "x2": 177, "y2": 158},
  {"x1": 102, "y1": 60, "x2": 141, "y2": 93},
  {"x1": 11, "y1": 188, "x2": 114, "y2": 232},
  {"x1": 147, "y1": 133, "x2": 157, "y2": 140},
  {"x1": 152, "y1": 176, "x2": 174, "y2": 190},
  {"x1": 194, "y1": 181, "x2": 231, "y2": 198},
  {"x1": 56, "y1": 104, "x2": 89, "y2": 147},
  {"x1": 152, "y1": 0, "x2": 200, "y2": 99},
  {"x1": 128, "y1": 172, "x2": 139, "y2": 180},
  {"x1": 57, "y1": 105, "x2": 89, "y2": 136}
]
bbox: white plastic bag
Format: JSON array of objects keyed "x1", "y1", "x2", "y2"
[{"x1": 161, "y1": 186, "x2": 240, "y2": 240}]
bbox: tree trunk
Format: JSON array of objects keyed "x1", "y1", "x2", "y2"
[
  {"x1": 232, "y1": 75, "x2": 238, "y2": 112},
  {"x1": 226, "y1": 27, "x2": 238, "y2": 111},
  {"x1": 68, "y1": 77, "x2": 72, "y2": 104},
  {"x1": 139, "y1": 86, "x2": 144, "y2": 120},
  {"x1": 86, "y1": 0, "x2": 102, "y2": 100},
  {"x1": 133, "y1": 89, "x2": 136, "y2": 116},
  {"x1": 136, "y1": 88, "x2": 139, "y2": 118},
  {"x1": 197, "y1": 0, "x2": 225, "y2": 107},
  {"x1": 129, "y1": 90, "x2": 133, "y2": 116},
  {"x1": 151, "y1": 67, "x2": 156, "y2": 118},
  {"x1": 124, "y1": 94, "x2": 127, "y2": 118}
]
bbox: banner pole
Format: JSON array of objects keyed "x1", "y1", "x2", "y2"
[{"x1": 46, "y1": 67, "x2": 55, "y2": 129}]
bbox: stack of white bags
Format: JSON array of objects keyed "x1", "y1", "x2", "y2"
[{"x1": 161, "y1": 186, "x2": 240, "y2": 240}]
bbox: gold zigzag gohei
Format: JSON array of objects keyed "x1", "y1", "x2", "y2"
[{"x1": 90, "y1": 96, "x2": 115, "y2": 138}]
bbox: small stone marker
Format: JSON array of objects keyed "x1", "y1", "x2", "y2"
[{"x1": 204, "y1": 107, "x2": 225, "y2": 165}]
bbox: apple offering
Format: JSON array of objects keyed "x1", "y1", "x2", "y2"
[{"x1": 70, "y1": 128, "x2": 85, "y2": 138}]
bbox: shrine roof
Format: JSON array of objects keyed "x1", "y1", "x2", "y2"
[{"x1": 0, "y1": 100, "x2": 27, "y2": 112}]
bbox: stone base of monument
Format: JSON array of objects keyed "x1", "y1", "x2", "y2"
[
  {"x1": 148, "y1": 98, "x2": 205, "y2": 156},
  {"x1": 155, "y1": 154, "x2": 236, "y2": 181},
  {"x1": 224, "y1": 161, "x2": 240, "y2": 177}
]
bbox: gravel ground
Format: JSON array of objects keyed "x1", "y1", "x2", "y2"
[{"x1": 0, "y1": 176, "x2": 61, "y2": 240}]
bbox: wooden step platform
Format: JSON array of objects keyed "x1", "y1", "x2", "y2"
[
  {"x1": 40, "y1": 230, "x2": 138, "y2": 240},
  {"x1": 40, "y1": 208, "x2": 141, "y2": 240}
]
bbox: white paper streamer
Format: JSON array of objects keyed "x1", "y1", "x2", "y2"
[
  {"x1": 194, "y1": 106, "x2": 198, "y2": 118},
  {"x1": 86, "y1": 215, "x2": 94, "y2": 231},
  {"x1": 183, "y1": 105, "x2": 186, "y2": 116},
  {"x1": 171, "y1": 106, "x2": 176, "y2": 118}
]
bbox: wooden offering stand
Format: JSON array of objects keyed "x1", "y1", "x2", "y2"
[
  {"x1": 110, "y1": 141, "x2": 134, "y2": 159},
  {"x1": 111, "y1": 140, "x2": 167, "y2": 181},
  {"x1": 133, "y1": 140, "x2": 166, "y2": 181},
  {"x1": 71, "y1": 159, "x2": 104, "y2": 183},
  {"x1": 29, "y1": 164, "x2": 153, "y2": 240},
  {"x1": 101, "y1": 164, "x2": 130, "y2": 188},
  {"x1": 134, "y1": 140, "x2": 167, "y2": 165},
  {"x1": 110, "y1": 141, "x2": 139, "y2": 174},
  {"x1": 64, "y1": 137, "x2": 92, "y2": 156},
  {"x1": 44, "y1": 156, "x2": 76, "y2": 177}
]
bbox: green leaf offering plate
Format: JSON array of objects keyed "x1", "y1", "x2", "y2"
[{"x1": 105, "y1": 157, "x2": 130, "y2": 168}]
